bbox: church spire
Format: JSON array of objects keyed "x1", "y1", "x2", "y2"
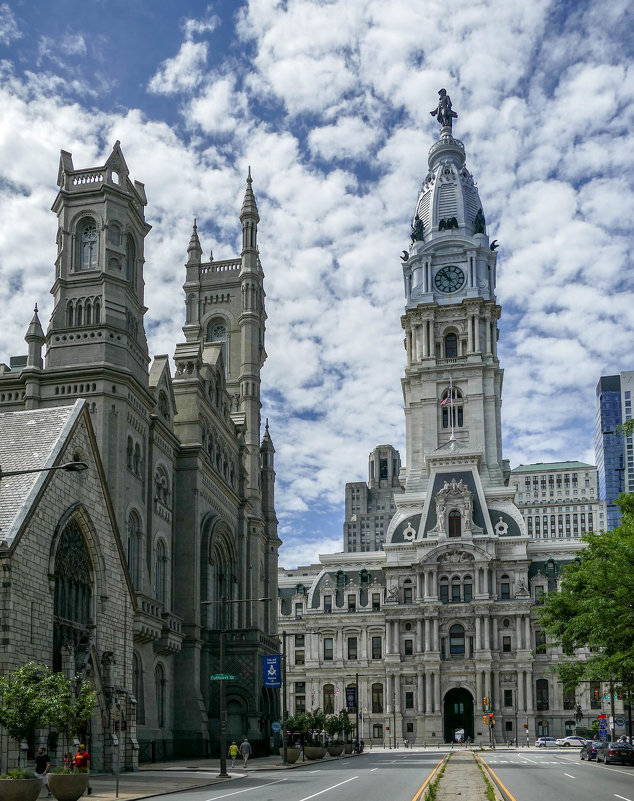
[
  {"x1": 25, "y1": 303, "x2": 45, "y2": 369},
  {"x1": 187, "y1": 218, "x2": 202, "y2": 266}
]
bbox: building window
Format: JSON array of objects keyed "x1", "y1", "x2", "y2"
[
  {"x1": 405, "y1": 691, "x2": 414, "y2": 709},
  {"x1": 500, "y1": 575, "x2": 510, "y2": 600},
  {"x1": 372, "y1": 593, "x2": 381, "y2": 610},
  {"x1": 536, "y1": 679, "x2": 549, "y2": 711},
  {"x1": 404, "y1": 639, "x2": 413, "y2": 656},
  {"x1": 155, "y1": 663, "x2": 166, "y2": 728},
  {"x1": 295, "y1": 695, "x2": 306, "y2": 713},
  {"x1": 80, "y1": 221, "x2": 98, "y2": 271},
  {"x1": 133, "y1": 652, "x2": 145, "y2": 724},
  {"x1": 445, "y1": 332, "x2": 458, "y2": 358},
  {"x1": 451, "y1": 580, "x2": 461, "y2": 603},
  {"x1": 449, "y1": 624, "x2": 465, "y2": 655},
  {"x1": 371, "y1": 636, "x2": 382, "y2": 659},
  {"x1": 348, "y1": 594, "x2": 356, "y2": 612},
  {"x1": 441, "y1": 388, "x2": 464, "y2": 428},
  {"x1": 126, "y1": 234, "x2": 136, "y2": 284},
  {"x1": 295, "y1": 602, "x2": 303, "y2": 618},
  {"x1": 504, "y1": 689, "x2": 513, "y2": 708},
  {"x1": 439, "y1": 578, "x2": 449, "y2": 604},
  {"x1": 563, "y1": 690, "x2": 576, "y2": 710},
  {"x1": 295, "y1": 634, "x2": 304, "y2": 647},
  {"x1": 127, "y1": 512, "x2": 141, "y2": 588},
  {"x1": 347, "y1": 637, "x2": 358, "y2": 660},
  {"x1": 403, "y1": 585, "x2": 413, "y2": 603},
  {"x1": 324, "y1": 595, "x2": 332, "y2": 613},
  {"x1": 463, "y1": 577, "x2": 472, "y2": 603},
  {"x1": 502, "y1": 636, "x2": 512, "y2": 653},
  {"x1": 448, "y1": 510, "x2": 461, "y2": 537},
  {"x1": 323, "y1": 684, "x2": 334, "y2": 714},
  {"x1": 372, "y1": 683, "x2": 384, "y2": 713},
  {"x1": 323, "y1": 638, "x2": 333, "y2": 661},
  {"x1": 373, "y1": 723, "x2": 383, "y2": 738},
  {"x1": 535, "y1": 630, "x2": 546, "y2": 653},
  {"x1": 155, "y1": 539, "x2": 167, "y2": 604}
]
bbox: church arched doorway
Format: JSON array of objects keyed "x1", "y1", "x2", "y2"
[{"x1": 443, "y1": 687, "x2": 474, "y2": 742}]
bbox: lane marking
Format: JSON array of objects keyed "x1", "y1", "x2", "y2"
[
  {"x1": 204, "y1": 777, "x2": 288, "y2": 800},
  {"x1": 478, "y1": 756, "x2": 520, "y2": 801},
  {"x1": 296, "y1": 776, "x2": 358, "y2": 801},
  {"x1": 409, "y1": 756, "x2": 445, "y2": 801},
  {"x1": 563, "y1": 773, "x2": 575, "y2": 778},
  {"x1": 615, "y1": 796, "x2": 632, "y2": 801},
  {"x1": 370, "y1": 768, "x2": 378, "y2": 772}
]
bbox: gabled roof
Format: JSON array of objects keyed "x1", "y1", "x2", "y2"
[{"x1": 0, "y1": 402, "x2": 82, "y2": 545}]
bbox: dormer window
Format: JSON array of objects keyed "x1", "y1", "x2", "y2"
[{"x1": 448, "y1": 509, "x2": 461, "y2": 537}]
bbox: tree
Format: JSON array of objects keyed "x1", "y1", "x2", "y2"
[
  {"x1": 0, "y1": 663, "x2": 52, "y2": 757},
  {"x1": 45, "y1": 673, "x2": 96, "y2": 754},
  {"x1": 538, "y1": 494, "x2": 634, "y2": 695}
]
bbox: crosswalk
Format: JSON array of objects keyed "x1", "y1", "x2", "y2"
[{"x1": 485, "y1": 758, "x2": 563, "y2": 765}]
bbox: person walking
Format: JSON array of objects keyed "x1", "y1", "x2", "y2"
[
  {"x1": 240, "y1": 737, "x2": 251, "y2": 767},
  {"x1": 75, "y1": 744, "x2": 92, "y2": 795},
  {"x1": 228, "y1": 741, "x2": 239, "y2": 768},
  {"x1": 34, "y1": 746, "x2": 51, "y2": 797}
]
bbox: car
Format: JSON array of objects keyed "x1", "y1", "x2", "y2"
[
  {"x1": 556, "y1": 735, "x2": 588, "y2": 747},
  {"x1": 535, "y1": 737, "x2": 557, "y2": 747},
  {"x1": 580, "y1": 741, "x2": 601, "y2": 761},
  {"x1": 596, "y1": 740, "x2": 634, "y2": 765}
]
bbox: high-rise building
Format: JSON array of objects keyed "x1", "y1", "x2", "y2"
[
  {"x1": 343, "y1": 445, "x2": 403, "y2": 552},
  {"x1": 510, "y1": 461, "x2": 606, "y2": 538},
  {"x1": 0, "y1": 143, "x2": 280, "y2": 762},
  {"x1": 595, "y1": 373, "x2": 634, "y2": 530},
  {"x1": 277, "y1": 93, "x2": 614, "y2": 746}
]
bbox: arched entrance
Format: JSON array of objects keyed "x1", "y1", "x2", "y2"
[{"x1": 443, "y1": 688, "x2": 474, "y2": 743}]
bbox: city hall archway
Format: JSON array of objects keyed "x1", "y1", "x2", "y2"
[{"x1": 443, "y1": 688, "x2": 474, "y2": 742}]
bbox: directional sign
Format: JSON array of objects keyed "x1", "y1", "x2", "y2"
[
  {"x1": 271, "y1": 721, "x2": 282, "y2": 733},
  {"x1": 263, "y1": 654, "x2": 281, "y2": 688},
  {"x1": 210, "y1": 673, "x2": 236, "y2": 681}
]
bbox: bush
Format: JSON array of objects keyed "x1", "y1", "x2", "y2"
[
  {"x1": 50, "y1": 766, "x2": 75, "y2": 775},
  {"x1": 0, "y1": 769, "x2": 36, "y2": 779}
]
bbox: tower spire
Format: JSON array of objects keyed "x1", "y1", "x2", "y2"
[{"x1": 187, "y1": 218, "x2": 203, "y2": 266}]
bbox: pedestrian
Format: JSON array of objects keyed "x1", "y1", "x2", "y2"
[
  {"x1": 240, "y1": 737, "x2": 251, "y2": 767},
  {"x1": 228, "y1": 741, "x2": 239, "y2": 768},
  {"x1": 75, "y1": 743, "x2": 92, "y2": 795},
  {"x1": 63, "y1": 751, "x2": 74, "y2": 770},
  {"x1": 34, "y1": 746, "x2": 51, "y2": 797}
]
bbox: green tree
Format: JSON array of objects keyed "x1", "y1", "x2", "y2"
[
  {"x1": 45, "y1": 672, "x2": 96, "y2": 753},
  {"x1": 538, "y1": 494, "x2": 634, "y2": 695},
  {"x1": 0, "y1": 663, "x2": 52, "y2": 754}
]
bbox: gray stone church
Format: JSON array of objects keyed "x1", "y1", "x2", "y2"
[{"x1": 0, "y1": 142, "x2": 280, "y2": 765}]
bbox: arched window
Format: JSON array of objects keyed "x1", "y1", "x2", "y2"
[
  {"x1": 449, "y1": 624, "x2": 465, "y2": 654},
  {"x1": 84, "y1": 300, "x2": 92, "y2": 325},
  {"x1": 371, "y1": 683, "x2": 384, "y2": 713},
  {"x1": 463, "y1": 575, "x2": 473, "y2": 603},
  {"x1": 500, "y1": 574, "x2": 511, "y2": 600},
  {"x1": 323, "y1": 683, "x2": 335, "y2": 714},
  {"x1": 206, "y1": 321, "x2": 228, "y2": 373},
  {"x1": 448, "y1": 510, "x2": 461, "y2": 537},
  {"x1": 126, "y1": 234, "x2": 136, "y2": 284},
  {"x1": 441, "y1": 387, "x2": 464, "y2": 429},
  {"x1": 126, "y1": 437, "x2": 133, "y2": 470},
  {"x1": 94, "y1": 299, "x2": 101, "y2": 324},
  {"x1": 67, "y1": 301, "x2": 74, "y2": 327},
  {"x1": 158, "y1": 391, "x2": 169, "y2": 421},
  {"x1": 439, "y1": 576, "x2": 449, "y2": 604},
  {"x1": 155, "y1": 663, "x2": 166, "y2": 727},
  {"x1": 76, "y1": 302, "x2": 83, "y2": 326},
  {"x1": 127, "y1": 512, "x2": 141, "y2": 587},
  {"x1": 133, "y1": 443, "x2": 141, "y2": 475},
  {"x1": 80, "y1": 221, "x2": 98, "y2": 271},
  {"x1": 53, "y1": 517, "x2": 93, "y2": 672},
  {"x1": 155, "y1": 540, "x2": 167, "y2": 604},
  {"x1": 445, "y1": 332, "x2": 458, "y2": 358},
  {"x1": 133, "y1": 652, "x2": 145, "y2": 724},
  {"x1": 451, "y1": 575, "x2": 461, "y2": 603}
]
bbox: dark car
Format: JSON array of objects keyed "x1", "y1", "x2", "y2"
[
  {"x1": 596, "y1": 740, "x2": 634, "y2": 765},
  {"x1": 580, "y1": 741, "x2": 601, "y2": 761}
]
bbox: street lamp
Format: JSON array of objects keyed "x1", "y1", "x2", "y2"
[
  {"x1": 0, "y1": 461, "x2": 88, "y2": 480},
  {"x1": 201, "y1": 596, "x2": 271, "y2": 778}
]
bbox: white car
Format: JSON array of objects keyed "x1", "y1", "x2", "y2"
[
  {"x1": 535, "y1": 737, "x2": 557, "y2": 747},
  {"x1": 556, "y1": 736, "x2": 587, "y2": 747}
]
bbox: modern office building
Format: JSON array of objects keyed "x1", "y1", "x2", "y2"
[
  {"x1": 343, "y1": 445, "x2": 403, "y2": 552},
  {"x1": 0, "y1": 143, "x2": 280, "y2": 764},
  {"x1": 510, "y1": 462, "x2": 606, "y2": 538},
  {"x1": 277, "y1": 94, "x2": 619, "y2": 746},
  {"x1": 595, "y1": 372, "x2": 634, "y2": 530}
]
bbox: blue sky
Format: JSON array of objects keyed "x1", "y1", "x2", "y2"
[{"x1": 1, "y1": 0, "x2": 633, "y2": 568}]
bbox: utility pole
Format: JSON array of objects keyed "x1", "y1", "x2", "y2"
[
  {"x1": 355, "y1": 672, "x2": 359, "y2": 744},
  {"x1": 282, "y1": 631, "x2": 288, "y2": 763}
]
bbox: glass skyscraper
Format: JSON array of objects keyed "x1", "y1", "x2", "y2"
[{"x1": 595, "y1": 375, "x2": 625, "y2": 530}]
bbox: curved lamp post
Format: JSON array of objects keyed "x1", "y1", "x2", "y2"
[{"x1": 0, "y1": 461, "x2": 89, "y2": 480}]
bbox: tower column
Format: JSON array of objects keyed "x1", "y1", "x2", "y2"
[{"x1": 416, "y1": 619, "x2": 423, "y2": 652}]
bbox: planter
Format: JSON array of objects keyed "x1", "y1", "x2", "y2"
[
  {"x1": 303, "y1": 746, "x2": 325, "y2": 760},
  {"x1": 48, "y1": 774, "x2": 89, "y2": 801},
  {"x1": 279, "y1": 747, "x2": 300, "y2": 764},
  {"x1": 0, "y1": 778, "x2": 42, "y2": 801},
  {"x1": 344, "y1": 743, "x2": 353, "y2": 754},
  {"x1": 327, "y1": 744, "x2": 344, "y2": 757}
]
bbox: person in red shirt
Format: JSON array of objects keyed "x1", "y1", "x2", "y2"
[{"x1": 74, "y1": 744, "x2": 92, "y2": 795}]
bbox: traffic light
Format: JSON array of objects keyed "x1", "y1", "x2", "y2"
[
  {"x1": 483, "y1": 696, "x2": 489, "y2": 708},
  {"x1": 523, "y1": 723, "x2": 528, "y2": 729},
  {"x1": 483, "y1": 715, "x2": 488, "y2": 725},
  {"x1": 593, "y1": 690, "x2": 599, "y2": 700}
]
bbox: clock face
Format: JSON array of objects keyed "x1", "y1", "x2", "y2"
[{"x1": 434, "y1": 265, "x2": 465, "y2": 293}]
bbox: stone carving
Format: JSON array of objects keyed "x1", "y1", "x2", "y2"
[
  {"x1": 430, "y1": 88, "x2": 458, "y2": 129},
  {"x1": 494, "y1": 516, "x2": 509, "y2": 536},
  {"x1": 516, "y1": 577, "x2": 530, "y2": 597},
  {"x1": 439, "y1": 217, "x2": 458, "y2": 231},
  {"x1": 386, "y1": 585, "x2": 399, "y2": 601},
  {"x1": 411, "y1": 215, "x2": 425, "y2": 243},
  {"x1": 429, "y1": 478, "x2": 483, "y2": 538},
  {"x1": 403, "y1": 523, "x2": 416, "y2": 541},
  {"x1": 473, "y1": 207, "x2": 486, "y2": 234}
]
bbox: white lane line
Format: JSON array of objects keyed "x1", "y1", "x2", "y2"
[
  {"x1": 370, "y1": 768, "x2": 378, "y2": 771},
  {"x1": 564, "y1": 773, "x2": 575, "y2": 778},
  {"x1": 309, "y1": 770, "x2": 320, "y2": 773},
  {"x1": 297, "y1": 776, "x2": 358, "y2": 801},
  {"x1": 204, "y1": 777, "x2": 288, "y2": 800},
  {"x1": 615, "y1": 795, "x2": 632, "y2": 801}
]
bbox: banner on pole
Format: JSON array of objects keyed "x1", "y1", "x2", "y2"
[
  {"x1": 345, "y1": 686, "x2": 356, "y2": 709},
  {"x1": 262, "y1": 654, "x2": 281, "y2": 688}
]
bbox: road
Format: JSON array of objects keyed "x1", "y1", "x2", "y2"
[
  {"x1": 141, "y1": 751, "x2": 442, "y2": 801},
  {"x1": 481, "y1": 747, "x2": 634, "y2": 801}
]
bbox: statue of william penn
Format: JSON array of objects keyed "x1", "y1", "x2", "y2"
[{"x1": 430, "y1": 88, "x2": 458, "y2": 129}]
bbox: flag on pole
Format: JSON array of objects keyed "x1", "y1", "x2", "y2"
[
  {"x1": 334, "y1": 686, "x2": 341, "y2": 697},
  {"x1": 439, "y1": 394, "x2": 451, "y2": 407}
]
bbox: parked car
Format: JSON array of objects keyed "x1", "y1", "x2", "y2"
[
  {"x1": 580, "y1": 741, "x2": 601, "y2": 761},
  {"x1": 535, "y1": 737, "x2": 557, "y2": 747},
  {"x1": 596, "y1": 741, "x2": 634, "y2": 765},
  {"x1": 556, "y1": 736, "x2": 587, "y2": 747}
]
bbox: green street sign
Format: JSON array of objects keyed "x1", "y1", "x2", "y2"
[{"x1": 210, "y1": 673, "x2": 236, "y2": 681}]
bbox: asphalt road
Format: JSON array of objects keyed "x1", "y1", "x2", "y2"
[
  {"x1": 142, "y1": 752, "x2": 442, "y2": 801},
  {"x1": 481, "y1": 747, "x2": 634, "y2": 801}
]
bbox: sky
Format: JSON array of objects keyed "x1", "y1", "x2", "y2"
[{"x1": 0, "y1": 0, "x2": 633, "y2": 569}]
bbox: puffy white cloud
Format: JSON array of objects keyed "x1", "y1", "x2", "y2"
[{"x1": 148, "y1": 40, "x2": 209, "y2": 95}]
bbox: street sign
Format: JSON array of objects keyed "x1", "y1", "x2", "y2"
[
  {"x1": 616, "y1": 717, "x2": 626, "y2": 727},
  {"x1": 210, "y1": 673, "x2": 236, "y2": 680},
  {"x1": 262, "y1": 654, "x2": 281, "y2": 688},
  {"x1": 271, "y1": 721, "x2": 281, "y2": 733}
]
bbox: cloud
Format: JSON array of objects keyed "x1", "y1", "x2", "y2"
[
  {"x1": 0, "y1": 3, "x2": 20, "y2": 45},
  {"x1": 148, "y1": 40, "x2": 209, "y2": 95}
]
